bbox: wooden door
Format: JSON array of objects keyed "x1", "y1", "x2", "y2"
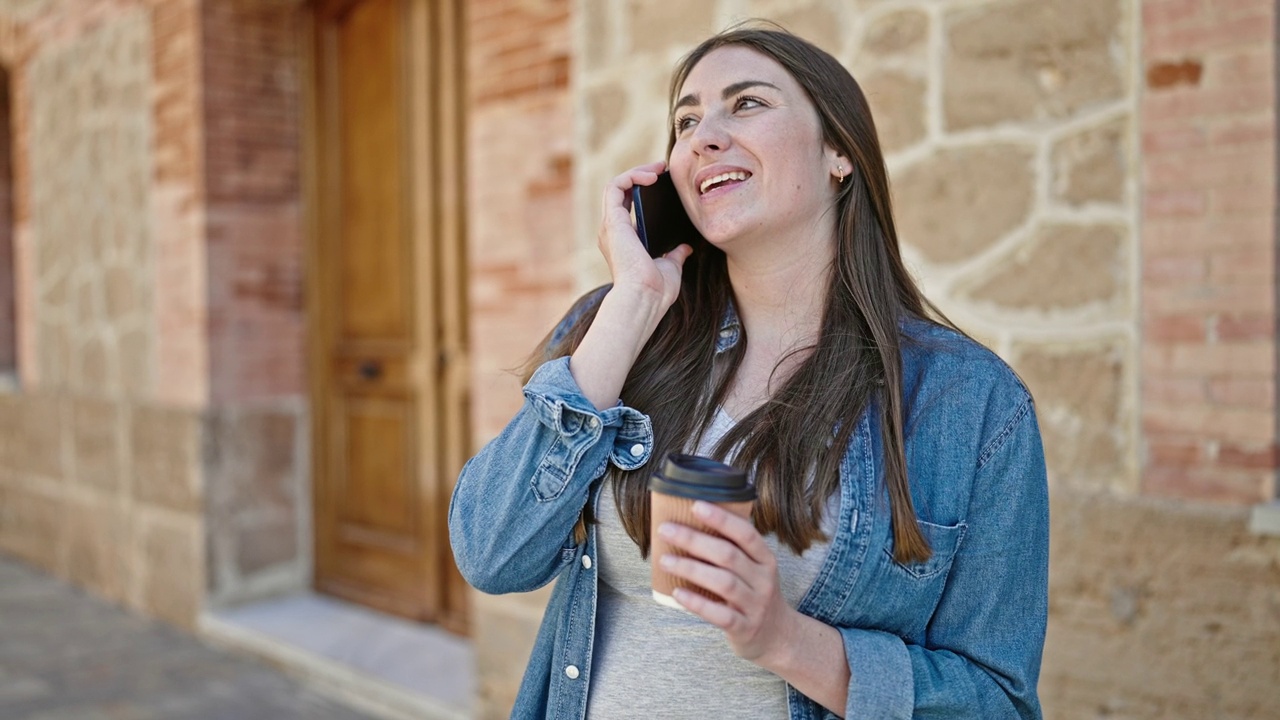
[{"x1": 306, "y1": 0, "x2": 469, "y2": 634}]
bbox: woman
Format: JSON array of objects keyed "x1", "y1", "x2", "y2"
[{"x1": 450, "y1": 25, "x2": 1048, "y2": 720}]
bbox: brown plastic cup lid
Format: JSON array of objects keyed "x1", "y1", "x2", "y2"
[{"x1": 648, "y1": 453, "x2": 755, "y2": 502}]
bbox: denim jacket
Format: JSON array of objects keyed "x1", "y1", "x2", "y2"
[{"x1": 449, "y1": 293, "x2": 1049, "y2": 719}]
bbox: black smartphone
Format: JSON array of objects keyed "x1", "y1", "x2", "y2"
[{"x1": 632, "y1": 172, "x2": 701, "y2": 257}]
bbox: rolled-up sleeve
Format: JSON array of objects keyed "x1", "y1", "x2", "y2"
[{"x1": 449, "y1": 356, "x2": 654, "y2": 595}]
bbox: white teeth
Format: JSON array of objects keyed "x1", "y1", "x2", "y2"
[{"x1": 699, "y1": 171, "x2": 749, "y2": 194}]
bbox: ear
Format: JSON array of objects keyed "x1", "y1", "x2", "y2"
[{"x1": 826, "y1": 146, "x2": 851, "y2": 182}]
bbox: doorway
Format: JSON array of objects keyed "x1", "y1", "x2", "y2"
[{"x1": 305, "y1": 0, "x2": 469, "y2": 634}]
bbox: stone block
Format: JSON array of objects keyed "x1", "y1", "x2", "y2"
[
  {"x1": 1052, "y1": 116, "x2": 1128, "y2": 206},
  {"x1": 583, "y1": 0, "x2": 612, "y2": 67},
  {"x1": 118, "y1": 327, "x2": 152, "y2": 398},
  {"x1": 61, "y1": 496, "x2": 128, "y2": 602},
  {"x1": 74, "y1": 334, "x2": 111, "y2": 392},
  {"x1": 755, "y1": 3, "x2": 844, "y2": 57},
  {"x1": 0, "y1": 482, "x2": 60, "y2": 570},
  {"x1": 131, "y1": 404, "x2": 202, "y2": 514},
  {"x1": 862, "y1": 9, "x2": 928, "y2": 56},
  {"x1": 36, "y1": 320, "x2": 69, "y2": 389},
  {"x1": 586, "y1": 83, "x2": 628, "y2": 152},
  {"x1": 626, "y1": 0, "x2": 717, "y2": 56},
  {"x1": 0, "y1": 392, "x2": 17, "y2": 471},
  {"x1": 104, "y1": 264, "x2": 140, "y2": 322},
  {"x1": 13, "y1": 392, "x2": 66, "y2": 480},
  {"x1": 962, "y1": 223, "x2": 1128, "y2": 313},
  {"x1": 71, "y1": 396, "x2": 123, "y2": 493},
  {"x1": 893, "y1": 144, "x2": 1035, "y2": 264},
  {"x1": 133, "y1": 514, "x2": 202, "y2": 629},
  {"x1": 944, "y1": 0, "x2": 1126, "y2": 130},
  {"x1": 1012, "y1": 341, "x2": 1128, "y2": 487},
  {"x1": 860, "y1": 69, "x2": 926, "y2": 153}
]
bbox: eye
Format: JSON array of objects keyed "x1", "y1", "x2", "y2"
[
  {"x1": 674, "y1": 114, "x2": 699, "y2": 135},
  {"x1": 734, "y1": 95, "x2": 766, "y2": 111}
]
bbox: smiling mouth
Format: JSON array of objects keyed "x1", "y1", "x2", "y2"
[{"x1": 699, "y1": 171, "x2": 751, "y2": 195}]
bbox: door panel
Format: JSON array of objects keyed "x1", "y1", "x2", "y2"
[
  {"x1": 308, "y1": 0, "x2": 469, "y2": 632},
  {"x1": 336, "y1": 0, "x2": 408, "y2": 341}
]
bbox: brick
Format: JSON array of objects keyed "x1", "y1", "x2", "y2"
[
  {"x1": 1210, "y1": 182, "x2": 1276, "y2": 215},
  {"x1": 1143, "y1": 216, "x2": 1271, "y2": 254},
  {"x1": 1144, "y1": 147, "x2": 1271, "y2": 190},
  {"x1": 1216, "y1": 441, "x2": 1278, "y2": 469},
  {"x1": 1141, "y1": 342, "x2": 1273, "y2": 376},
  {"x1": 1215, "y1": 313, "x2": 1275, "y2": 342},
  {"x1": 1144, "y1": 437, "x2": 1206, "y2": 466},
  {"x1": 1142, "y1": 375, "x2": 1208, "y2": 404},
  {"x1": 1208, "y1": 245, "x2": 1275, "y2": 281},
  {"x1": 1142, "y1": 253, "x2": 1207, "y2": 282},
  {"x1": 1144, "y1": 313, "x2": 1208, "y2": 343},
  {"x1": 1209, "y1": 114, "x2": 1274, "y2": 145},
  {"x1": 1144, "y1": 188, "x2": 1206, "y2": 217},
  {"x1": 1142, "y1": 123, "x2": 1208, "y2": 153},
  {"x1": 1142, "y1": 402, "x2": 1274, "y2": 444},
  {"x1": 1143, "y1": 281, "x2": 1273, "y2": 315},
  {"x1": 1203, "y1": 47, "x2": 1273, "y2": 87},
  {"x1": 1141, "y1": 0, "x2": 1206, "y2": 28},
  {"x1": 1144, "y1": 12, "x2": 1274, "y2": 56},
  {"x1": 1141, "y1": 84, "x2": 1272, "y2": 122},
  {"x1": 1207, "y1": 377, "x2": 1275, "y2": 408},
  {"x1": 1146, "y1": 59, "x2": 1202, "y2": 89},
  {"x1": 1141, "y1": 465, "x2": 1270, "y2": 503}
]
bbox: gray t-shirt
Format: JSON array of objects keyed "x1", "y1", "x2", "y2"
[{"x1": 585, "y1": 409, "x2": 838, "y2": 719}]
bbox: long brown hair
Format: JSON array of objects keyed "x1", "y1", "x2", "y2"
[{"x1": 526, "y1": 25, "x2": 946, "y2": 563}]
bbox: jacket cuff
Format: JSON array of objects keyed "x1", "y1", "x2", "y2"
[
  {"x1": 523, "y1": 357, "x2": 654, "y2": 471},
  {"x1": 840, "y1": 626, "x2": 914, "y2": 719}
]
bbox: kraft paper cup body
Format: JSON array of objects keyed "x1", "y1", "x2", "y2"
[{"x1": 650, "y1": 492, "x2": 754, "y2": 608}]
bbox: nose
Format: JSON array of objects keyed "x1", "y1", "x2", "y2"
[{"x1": 690, "y1": 113, "x2": 730, "y2": 155}]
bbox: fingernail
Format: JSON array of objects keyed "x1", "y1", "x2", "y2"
[
  {"x1": 657, "y1": 523, "x2": 675, "y2": 538},
  {"x1": 659, "y1": 555, "x2": 675, "y2": 569},
  {"x1": 692, "y1": 501, "x2": 712, "y2": 518}
]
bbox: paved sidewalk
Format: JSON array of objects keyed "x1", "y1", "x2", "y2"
[{"x1": 0, "y1": 554, "x2": 380, "y2": 720}]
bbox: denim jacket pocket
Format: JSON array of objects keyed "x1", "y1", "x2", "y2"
[{"x1": 883, "y1": 519, "x2": 967, "y2": 580}]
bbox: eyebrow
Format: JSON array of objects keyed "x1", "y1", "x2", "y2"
[{"x1": 673, "y1": 80, "x2": 783, "y2": 112}]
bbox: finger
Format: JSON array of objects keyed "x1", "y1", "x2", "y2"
[
  {"x1": 671, "y1": 587, "x2": 739, "y2": 629},
  {"x1": 658, "y1": 522, "x2": 745, "y2": 572},
  {"x1": 661, "y1": 552, "x2": 753, "y2": 612},
  {"x1": 691, "y1": 501, "x2": 773, "y2": 565}
]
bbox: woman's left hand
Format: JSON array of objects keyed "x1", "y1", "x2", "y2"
[{"x1": 657, "y1": 501, "x2": 800, "y2": 666}]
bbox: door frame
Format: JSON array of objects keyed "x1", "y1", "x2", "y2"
[{"x1": 300, "y1": 0, "x2": 470, "y2": 634}]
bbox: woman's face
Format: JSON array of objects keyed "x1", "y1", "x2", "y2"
[{"x1": 668, "y1": 45, "x2": 838, "y2": 249}]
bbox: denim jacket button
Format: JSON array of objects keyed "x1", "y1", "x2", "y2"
[
  {"x1": 587, "y1": 417, "x2": 599, "y2": 429},
  {"x1": 629, "y1": 443, "x2": 644, "y2": 457},
  {"x1": 581, "y1": 555, "x2": 592, "y2": 569},
  {"x1": 565, "y1": 665, "x2": 580, "y2": 679}
]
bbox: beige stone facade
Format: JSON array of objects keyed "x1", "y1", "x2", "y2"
[{"x1": 0, "y1": 0, "x2": 1276, "y2": 719}]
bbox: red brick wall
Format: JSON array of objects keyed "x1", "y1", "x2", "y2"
[
  {"x1": 467, "y1": 0, "x2": 578, "y2": 442},
  {"x1": 202, "y1": 0, "x2": 305, "y2": 403},
  {"x1": 1140, "y1": 0, "x2": 1277, "y2": 503}
]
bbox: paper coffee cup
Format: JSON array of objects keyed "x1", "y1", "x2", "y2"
[{"x1": 649, "y1": 453, "x2": 755, "y2": 609}]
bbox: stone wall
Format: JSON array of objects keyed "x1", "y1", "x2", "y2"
[
  {"x1": 458, "y1": 0, "x2": 1280, "y2": 717},
  {"x1": 0, "y1": 0, "x2": 206, "y2": 628}
]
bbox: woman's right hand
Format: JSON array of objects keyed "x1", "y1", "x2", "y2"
[{"x1": 599, "y1": 161, "x2": 694, "y2": 311}]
